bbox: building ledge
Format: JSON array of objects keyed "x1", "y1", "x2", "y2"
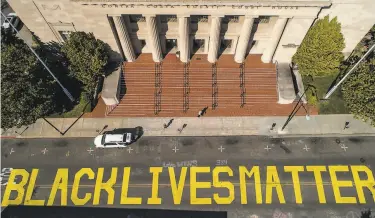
[
  {"x1": 277, "y1": 62, "x2": 297, "y2": 104},
  {"x1": 71, "y1": 0, "x2": 332, "y2": 7},
  {"x1": 101, "y1": 66, "x2": 121, "y2": 106}
]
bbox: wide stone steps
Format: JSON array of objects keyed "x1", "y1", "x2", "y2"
[{"x1": 106, "y1": 54, "x2": 293, "y2": 117}]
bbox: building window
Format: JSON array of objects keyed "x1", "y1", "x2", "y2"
[
  {"x1": 129, "y1": 15, "x2": 145, "y2": 23},
  {"x1": 258, "y1": 16, "x2": 270, "y2": 24},
  {"x1": 58, "y1": 31, "x2": 72, "y2": 41},
  {"x1": 191, "y1": 15, "x2": 208, "y2": 23},
  {"x1": 223, "y1": 16, "x2": 239, "y2": 24},
  {"x1": 161, "y1": 15, "x2": 177, "y2": 23}
]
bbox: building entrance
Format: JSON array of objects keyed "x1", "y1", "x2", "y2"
[{"x1": 166, "y1": 39, "x2": 178, "y2": 54}]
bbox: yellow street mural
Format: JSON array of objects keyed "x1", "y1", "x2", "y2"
[{"x1": 1, "y1": 166, "x2": 375, "y2": 206}]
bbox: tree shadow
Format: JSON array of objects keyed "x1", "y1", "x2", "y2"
[{"x1": 32, "y1": 33, "x2": 84, "y2": 114}]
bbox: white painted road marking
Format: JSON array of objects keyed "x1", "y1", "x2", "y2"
[
  {"x1": 264, "y1": 145, "x2": 271, "y2": 151},
  {"x1": 340, "y1": 144, "x2": 348, "y2": 152},
  {"x1": 9, "y1": 148, "x2": 15, "y2": 155},
  {"x1": 127, "y1": 147, "x2": 133, "y2": 154},
  {"x1": 218, "y1": 146, "x2": 225, "y2": 152},
  {"x1": 41, "y1": 148, "x2": 48, "y2": 155},
  {"x1": 303, "y1": 145, "x2": 310, "y2": 151},
  {"x1": 87, "y1": 147, "x2": 94, "y2": 155},
  {"x1": 172, "y1": 146, "x2": 179, "y2": 153}
]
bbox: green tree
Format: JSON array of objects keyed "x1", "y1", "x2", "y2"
[
  {"x1": 341, "y1": 25, "x2": 375, "y2": 126},
  {"x1": 292, "y1": 16, "x2": 345, "y2": 77},
  {"x1": 1, "y1": 29, "x2": 58, "y2": 129},
  {"x1": 61, "y1": 32, "x2": 109, "y2": 94}
]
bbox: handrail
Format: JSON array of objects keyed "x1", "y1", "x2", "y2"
[
  {"x1": 239, "y1": 63, "x2": 246, "y2": 108},
  {"x1": 212, "y1": 63, "x2": 218, "y2": 110}
]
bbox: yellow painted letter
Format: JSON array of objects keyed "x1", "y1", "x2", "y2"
[
  {"x1": 351, "y1": 165, "x2": 375, "y2": 203},
  {"x1": 329, "y1": 165, "x2": 356, "y2": 204},
  {"x1": 147, "y1": 167, "x2": 163, "y2": 204},
  {"x1": 24, "y1": 169, "x2": 45, "y2": 206},
  {"x1": 284, "y1": 166, "x2": 304, "y2": 204},
  {"x1": 71, "y1": 168, "x2": 95, "y2": 205},
  {"x1": 121, "y1": 167, "x2": 142, "y2": 204},
  {"x1": 190, "y1": 167, "x2": 212, "y2": 204},
  {"x1": 266, "y1": 166, "x2": 285, "y2": 204},
  {"x1": 1, "y1": 169, "x2": 29, "y2": 206},
  {"x1": 47, "y1": 168, "x2": 68, "y2": 206},
  {"x1": 93, "y1": 167, "x2": 117, "y2": 205},
  {"x1": 239, "y1": 166, "x2": 262, "y2": 204},
  {"x1": 169, "y1": 167, "x2": 187, "y2": 204},
  {"x1": 306, "y1": 166, "x2": 327, "y2": 203},
  {"x1": 213, "y1": 166, "x2": 234, "y2": 204}
]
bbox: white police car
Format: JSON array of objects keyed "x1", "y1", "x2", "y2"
[{"x1": 94, "y1": 128, "x2": 139, "y2": 148}]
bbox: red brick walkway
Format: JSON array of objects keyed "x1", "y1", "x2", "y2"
[{"x1": 91, "y1": 53, "x2": 316, "y2": 117}]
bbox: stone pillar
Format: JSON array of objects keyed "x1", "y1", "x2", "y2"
[
  {"x1": 261, "y1": 17, "x2": 288, "y2": 63},
  {"x1": 207, "y1": 16, "x2": 222, "y2": 63},
  {"x1": 113, "y1": 16, "x2": 136, "y2": 62},
  {"x1": 146, "y1": 15, "x2": 163, "y2": 62},
  {"x1": 178, "y1": 16, "x2": 190, "y2": 63},
  {"x1": 234, "y1": 16, "x2": 256, "y2": 63}
]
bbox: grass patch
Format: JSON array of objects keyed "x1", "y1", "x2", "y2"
[
  {"x1": 303, "y1": 74, "x2": 349, "y2": 114},
  {"x1": 48, "y1": 95, "x2": 92, "y2": 118}
]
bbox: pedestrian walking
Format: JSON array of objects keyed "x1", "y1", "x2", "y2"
[
  {"x1": 344, "y1": 121, "x2": 350, "y2": 130},
  {"x1": 163, "y1": 118, "x2": 174, "y2": 129},
  {"x1": 197, "y1": 110, "x2": 203, "y2": 117}
]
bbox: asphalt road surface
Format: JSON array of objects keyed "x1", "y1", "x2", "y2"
[{"x1": 1, "y1": 136, "x2": 375, "y2": 218}]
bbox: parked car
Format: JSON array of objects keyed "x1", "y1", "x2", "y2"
[
  {"x1": 2, "y1": 13, "x2": 20, "y2": 31},
  {"x1": 94, "y1": 128, "x2": 141, "y2": 148}
]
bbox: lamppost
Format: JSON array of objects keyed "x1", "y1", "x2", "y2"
[
  {"x1": 324, "y1": 43, "x2": 375, "y2": 99},
  {"x1": 281, "y1": 85, "x2": 312, "y2": 131}
]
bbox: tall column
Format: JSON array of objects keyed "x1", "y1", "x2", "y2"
[
  {"x1": 113, "y1": 16, "x2": 136, "y2": 62},
  {"x1": 234, "y1": 16, "x2": 256, "y2": 63},
  {"x1": 261, "y1": 17, "x2": 288, "y2": 63},
  {"x1": 178, "y1": 16, "x2": 190, "y2": 63},
  {"x1": 207, "y1": 16, "x2": 222, "y2": 63},
  {"x1": 146, "y1": 15, "x2": 163, "y2": 62}
]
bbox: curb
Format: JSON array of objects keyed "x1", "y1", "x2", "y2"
[{"x1": 2, "y1": 133, "x2": 375, "y2": 139}]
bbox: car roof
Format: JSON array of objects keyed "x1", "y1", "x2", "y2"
[{"x1": 104, "y1": 134, "x2": 124, "y2": 143}]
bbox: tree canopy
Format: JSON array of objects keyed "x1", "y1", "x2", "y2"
[
  {"x1": 61, "y1": 32, "x2": 109, "y2": 94},
  {"x1": 1, "y1": 29, "x2": 58, "y2": 129},
  {"x1": 342, "y1": 25, "x2": 375, "y2": 126},
  {"x1": 292, "y1": 16, "x2": 345, "y2": 77}
]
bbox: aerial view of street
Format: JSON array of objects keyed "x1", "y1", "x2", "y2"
[{"x1": 1, "y1": 0, "x2": 375, "y2": 217}]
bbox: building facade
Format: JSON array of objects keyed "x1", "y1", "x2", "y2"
[{"x1": 8, "y1": 0, "x2": 375, "y2": 64}]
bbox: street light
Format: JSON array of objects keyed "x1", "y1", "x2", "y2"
[
  {"x1": 281, "y1": 85, "x2": 312, "y2": 131},
  {"x1": 0, "y1": 11, "x2": 75, "y2": 102},
  {"x1": 324, "y1": 43, "x2": 375, "y2": 99}
]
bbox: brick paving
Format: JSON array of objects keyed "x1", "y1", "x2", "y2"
[{"x1": 92, "y1": 54, "x2": 317, "y2": 117}]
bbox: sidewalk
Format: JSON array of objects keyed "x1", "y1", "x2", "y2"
[{"x1": 1, "y1": 114, "x2": 375, "y2": 138}]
